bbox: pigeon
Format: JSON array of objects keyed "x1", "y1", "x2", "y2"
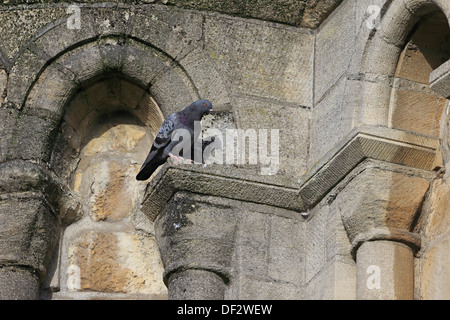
[{"x1": 136, "y1": 99, "x2": 213, "y2": 181}]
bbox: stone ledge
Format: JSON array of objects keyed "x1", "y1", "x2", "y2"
[
  {"x1": 141, "y1": 161, "x2": 303, "y2": 221},
  {"x1": 430, "y1": 59, "x2": 450, "y2": 98},
  {"x1": 141, "y1": 126, "x2": 442, "y2": 221},
  {"x1": 299, "y1": 125, "x2": 442, "y2": 209}
]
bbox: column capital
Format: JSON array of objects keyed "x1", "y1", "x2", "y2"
[
  {"x1": 299, "y1": 125, "x2": 442, "y2": 210},
  {"x1": 141, "y1": 159, "x2": 304, "y2": 222},
  {"x1": 154, "y1": 191, "x2": 237, "y2": 299},
  {"x1": 332, "y1": 160, "x2": 434, "y2": 255},
  {"x1": 0, "y1": 160, "x2": 67, "y2": 282}
]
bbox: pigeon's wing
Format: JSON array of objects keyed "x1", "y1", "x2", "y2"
[
  {"x1": 136, "y1": 113, "x2": 178, "y2": 180},
  {"x1": 153, "y1": 113, "x2": 177, "y2": 149}
]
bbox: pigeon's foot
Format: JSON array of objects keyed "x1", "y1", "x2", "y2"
[
  {"x1": 169, "y1": 153, "x2": 180, "y2": 161},
  {"x1": 169, "y1": 153, "x2": 194, "y2": 164}
]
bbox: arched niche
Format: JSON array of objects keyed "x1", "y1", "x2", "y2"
[
  {"x1": 20, "y1": 37, "x2": 206, "y2": 298},
  {"x1": 390, "y1": 10, "x2": 450, "y2": 137},
  {"x1": 53, "y1": 73, "x2": 163, "y2": 186},
  {"x1": 55, "y1": 72, "x2": 161, "y2": 218},
  {"x1": 356, "y1": 0, "x2": 450, "y2": 301},
  {"x1": 359, "y1": 0, "x2": 450, "y2": 131},
  {"x1": 49, "y1": 73, "x2": 169, "y2": 297}
]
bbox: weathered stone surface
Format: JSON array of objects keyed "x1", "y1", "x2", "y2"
[
  {"x1": 78, "y1": 157, "x2": 146, "y2": 224},
  {"x1": 0, "y1": 160, "x2": 59, "y2": 196},
  {"x1": 418, "y1": 234, "x2": 450, "y2": 300},
  {"x1": 66, "y1": 231, "x2": 166, "y2": 294},
  {"x1": 168, "y1": 269, "x2": 226, "y2": 300},
  {"x1": 335, "y1": 162, "x2": 431, "y2": 252},
  {"x1": 83, "y1": 124, "x2": 147, "y2": 157},
  {"x1": 301, "y1": 129, "x2": 441, "y2": 210},
  {"x1": 0, "y1": 69, "x2": 6, "y2": 105},
  {"x1": 395, "y1": 11, "x2": 450, "y2": 84},
  {"x1": 178, "y1": 49, "x2": 231, "y2": 110},
  {"x1": 131, "y1": 5, "x2": 203, "y2": 60},
  {"x1": 314, "y1": 0, "x2": 357, "y2": 103},
  {"x1": 31, "y1": 10, "x2": 97, "y2": 60},
  {"x1": 430, "y1": 59, "x2": 450, "y2": 98},
  {"x1": 25, "y1": 63, "x2": 76, "y2": 116},
  {"x1": 391, "y1": 85, "x2": 445, "y2": 137},
  {"x1": 155, "y1": 192, "x2": 237, "y2": 283},
  {"x1": 0, "y1": 194, "x2": 59, "y2": 280},
  {"x1": 7, "y1": 48, "x2": 47, "y2": 107},
  {"x1": 0, "y1": 0, "x2": 342, "y2": 29},
  {"x1": 233, "y1": 211, "x2": 269, "y2": 278},
  {"x1": 234, "y1": 95, "x2": 311, "y2": 177},
  {"x1": 0, "y1": 107, "x2": 18, "y2": 162},
  {"x1": 267, "y1": 215, "x2": 304, "y2": 284},
  {"x1": 301, "y1": 0, "x2": 345, "y2": 29},
  {"x1": 205, "y1": 16, "x2": 314, "y2": 107},
  {"x1": 232, "y1": 210, "x2": 304, "y2": 286},
  {"x1": 89, "y1": 161, "x2": 133, "y2": 221},
  {"x1": 1, "y1": 0, "x2": 450, "y2": 301},
  {"x1": 310, "y1": 79, "x2": 352, "y2": 164},
  {"x1": 0, "y1": 6, "x2": 67, "y2": 60},
  {"x1": 326, "y1": 203, "x2": 353, "y2": 262},
  {"x1": 86, "y1": 6, "x2": 134, "y2": 37},
  {"x1": 56, "y1": 42, "x2": 104, "y2": 85},
  {"x1": 356, "y1": 241, "x2": 414, "y2": 300},
  {"x1": 233, "y1": 275, "x2": 303, "y2": 300},
  {"x1": 305, "y1": 259, "x2": 356, "y2": 300},
  {"x1": 142, "y1": 162, "x2": 304, "y2": 222},
  {"x1": 12, "y1": 113, "x2": 58, "y2": 162},
  {"x1": 121, "y1": 39, "x2": 170, "y2": 88},
  {"x1": 0, "y1": 266, "x2": 40, "y2": 300},
  {"x1": 305, "y1": 204, "x2": 326, "y2": 282},
  {"x1": 170, "y1": 0, "x2": 305, "y2": 27},
  {"x1": 149, "y1": 66, "x2": 199, "y2": 116},
  {"x1": 423, "y1": 178, "x2": 450, "y2": 243}
]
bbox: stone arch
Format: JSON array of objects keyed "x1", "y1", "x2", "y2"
[
  {"x1": 6, "y1": 3, "x2": 231, "y2": 110},
  {"x1": 390, "y1": 10, "x2": 450, "y2": 136},
  {"x1": 51, "y1": 73, "x2": 169, "y2": 296},
  {"x1": 21, "y1": 36, "x2": 212, "y2": 296},
  {"x1": 352, "y1": 0, "x2": 450, "y2": 300},
  {"x1": 10, "y1": 36, "x2": 197, "y2": 164},
  {"x1": 358, "y1": 0, "x2": 450, "y2": 129},
  {"x1": 7, "y1": 18, "x2": 231, "y2": 295},
  {"x1": 24, "y1": 36, "x2": 200, "y2": 118}
]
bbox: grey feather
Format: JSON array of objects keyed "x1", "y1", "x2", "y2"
[{"x1": 136, "y1": 99, "x2": 213, "y2": 181}]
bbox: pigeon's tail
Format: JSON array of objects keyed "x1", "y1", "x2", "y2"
[
  {"x1": 136, "y1": 149, "x2": 163, "y2": 181},
  {"x1": 136, "y1": 162, "x2": 160, "y2": 181}
]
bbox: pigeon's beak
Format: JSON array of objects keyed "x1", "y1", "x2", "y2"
[{"x1": 209, "y1": 108, "x2": 213, "y2": 114}]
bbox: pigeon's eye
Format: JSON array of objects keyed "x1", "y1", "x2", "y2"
[{"x1": 204, "y1": 103, "x2": 208, "y2": 107}]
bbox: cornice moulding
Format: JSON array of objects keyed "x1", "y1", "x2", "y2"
[{"x1": 141, "y1": 125, "x2": 442, "y2": 221}]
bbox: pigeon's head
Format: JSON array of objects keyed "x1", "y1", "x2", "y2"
[
  {"x1": 187, "y1": 99, "x2": 213, "y2": 118},
  {"x1": 194, "y1": 99, "x2": 213, "y2": 114}
]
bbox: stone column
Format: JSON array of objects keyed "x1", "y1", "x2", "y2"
[
  {"x1": 0, "y1": 161, "x2": 61, "y2": 299},
  {"x1": 0, "y1": 267, "x2": 41, "y2": 300},
  {"x1": 154, "y1": 192, "x2": 236, "y2": 300},
  {"x1": 167, "y1": 269, "x2": 227, "y2": 300},
  {"x1": 336, "y1": 162, "x2": 432, "y2": 300},
  {"x1": 356, "y1": 241, "x2": 414, "y2": 300}
]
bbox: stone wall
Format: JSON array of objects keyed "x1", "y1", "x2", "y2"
[{"x1": 1, "y1": 0, "x2": 450, "y2": 300}]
